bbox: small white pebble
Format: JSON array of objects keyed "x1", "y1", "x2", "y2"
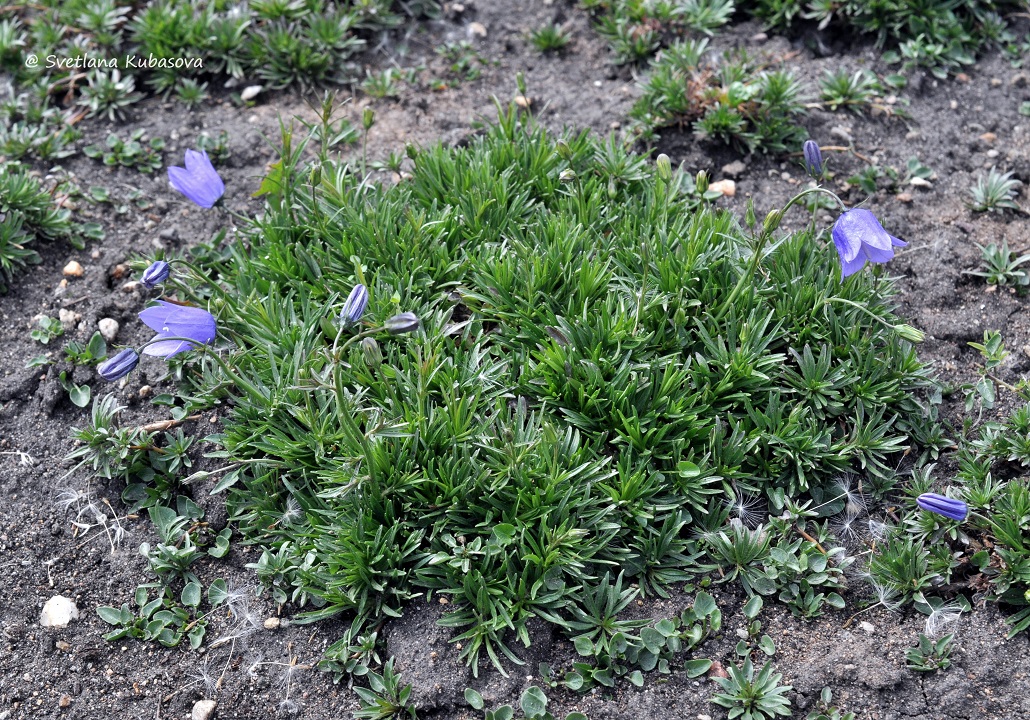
[
  {"x1": 62, "y1": 261, "x2": 83, "y2": 278},
  {"x1": 98, "y1": 318, "x2": 119, "y2": 342},
  {"x1": 240, "y1": 85, "x2": 263, "y2": 101}
]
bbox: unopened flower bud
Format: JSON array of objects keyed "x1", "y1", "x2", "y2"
[
  {"x1": 140, "y1": 260, "x2": 170, "y2": 289},
  {"x1": 98, "y1": 348, "x2": 139, "y2": 381},
  {"x1": 554, "y1": 139, "x2": 573, "y2": 162},
  {"x1": 363, "y1": 107, "x2": 375, "y2": 131},
  {"x1": 559, "y1": 169, "x2": 577, "y2": 184},
  {"x1": 338, "y1": 284, "x2": 369, "y2": 327},
  {"x1": 385, "y1": 312, "x2": 420, "y2": 335},
  {"x1": 893, "y1": 324, "x2": 925, "y2": 343},
  {"x1": 803, "y1": 139, "x2": 823, "y2": 178},
  {"x1": 696, "y1": 170, "x2": 709, "y2": 195},
  {"x1": 656, "y1": 153, "x2": 672, "y2": 183},
  {"x1": 405, "y1": 143, "x2": 419, "y2": 160},
  {"x1": 361, "y1": 337, "x2": 382, "y2": 368},
  {"x1": 763, "y1": 209, "x2": 782, "y2": 235}
]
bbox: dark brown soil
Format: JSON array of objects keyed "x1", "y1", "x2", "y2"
[{"x1": 2, "y1": 3, "x2": 1030, "y2": 720}]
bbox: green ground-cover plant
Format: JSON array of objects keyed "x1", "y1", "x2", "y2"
[
  {"x1": 581, "y1": 1, "x2": 1023, "y2": 78},
  {"x1": 585, "y1": 1, "x2": 1021, "y2": 148},
  {"x1": 629, "y1": 39, "x2": 807, "y2": 150},
  {"x1": 860, "y1": 331, "x2": 1030, "y2": 641},
  {"x1": 0, "y1": 160, "x2": 91, "y2": 290},
  {"x1": 144, "y1": 99, "x2": 942, "y2": 682},
  {"x1": 745, "y1": 0, "x2": 1022, "y2": 79}
]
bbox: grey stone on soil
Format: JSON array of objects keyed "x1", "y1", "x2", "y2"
[
  {"x1": 721, "y1": 160, "x2": 747, "y2": 178},
  {"x1": 0, "y1": 367, "x2": 43, "y2": 403},
  {"x1": 192, "y1": 698, "x2": 217, "y2": 720},
  {"x1": 159, "y1": 225, "x2": 181, "y2": 241},
  {"x1": 385, "y1": 599, "x2": 471, "y2": 712},
  {"x1": 829, "y1": 125, "x2": 853, "y2": 144}
]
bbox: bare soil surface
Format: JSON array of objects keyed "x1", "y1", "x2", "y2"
[{"x1": 2, "y1": 3, "x2": 1030, "y2": 719}]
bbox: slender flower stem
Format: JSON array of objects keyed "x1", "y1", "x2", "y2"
[
  {"x1": 138, "y1": 336, "x2": 265, "y2": 399},
  {"x1": 714, "y1": 187, "x2": 848, "y2": 322},
  {"x1": 821, "y1": 297, "x2": 906, "y2": 337},
  {"x1": 167, "y1": 258, "x2": 231, "y2": 302},
  {"x1": 332, "y1": 325, "x2": 387, "y2": 360}
]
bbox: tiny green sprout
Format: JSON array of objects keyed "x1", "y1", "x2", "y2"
[
  {"x1": 805, "y1": 687, "x2": 855, "y2": 720},
  {"x1": 31, "y1": 315, "x2": 64, "y2": 345},
  {"x1": 176, "y1": 78, "x2": 209, "y2": 109},
  {"x1": 968, "y1": 167, "x2": 1021, "y2": 212},
  {"x1": 528, "y1": 23, "x2": 571, "y2": 53},
  {"x1": 819, "y1": 69, "x2": 881, "y2": 112},
  {"x1": 905, "y1": 632, "x2": 955, "y2": 672}
]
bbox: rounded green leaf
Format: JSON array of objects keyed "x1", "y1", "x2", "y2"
[
  {"x1": 181, "y1": 581, "x2": 202, "y2": 608},
  {"x1": 743, "y1": 595, "x2": 763, "y2": 619},
  {"x1": 97, "y1": 606, "x2": 125, "y2": 625},
  {"x1": 520, "y1": 686, "x2": 548, "y2": 718},
  {"x1": 465, "y1": 688, "x2": 484, "y2": 710},
  {"x1": 684, "y1": 658, "x2": 712, "y2": 678}
]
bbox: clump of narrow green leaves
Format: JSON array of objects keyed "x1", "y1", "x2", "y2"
[
  {"x1": 581, "y1": 0, "x2": 734, "y2": 64},
  {"x1": 710, "y1": 657, "x2": 793, "y2": 720},
  {"x1": 153, "y1": 100, "x2": 939, "y2": 681},
  {"x1": 966, "y1": 241, "x2": 1030, "y2": 288},
  {"x1": 968, "y1": 167, "x2": 1022, "y2": 213},
  {"x1": 68, "y1": 394, "x2": 197, "y2": 510},
  {"x1": 0, "y1": 160, "x2": 80, "y2": 290},
  {"x1": 630, "y1": 39, "x2": 807, "y2": 151},
  {"x1": 744, "y1": 0, "x2": 1021, "y2": 78},
  {"x1": 528, "y1": 24, "x2": 572, "y2": 53},
  {"x1": 818, "y1": 69, "x2": 882, "y2": 112}
]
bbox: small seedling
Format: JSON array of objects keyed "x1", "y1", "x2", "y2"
[
  {"x1": 968, "y1": 167, "x2": 1021, "y2": 212},
  {"x1": 906, "y1": 632, "x2": 955, "y2": 671},
  {"x1": 819, "y1": 69, "x2": 881, "y2": 111},
  {"x1": 806, "y1": 687, "x2": 855, "y2": 720},
  {"x1": 528, "y1": 24, "x2": 571, "y2": 53},
  {"x1": 711, "y1": 657, "x2": 793, "y2": 720},
  {"x1": 966, "y1": 241, "x2": 1030, "y2": 287},
  {"x1": 83, "y1": 129, "x2": 165, "y2": 174},
  {"x1": 175, "y1": 78, "x2": 209, "y2": 109},
  {"x1": 31, "y1": 315, "x2": 63, "y2": 344}
]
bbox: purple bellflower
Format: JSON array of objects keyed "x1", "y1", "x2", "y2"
[
  {"x1": 139, "y1": 301, "x2": 217, "y2": 358},
  {"x1": 339, "y1": 284, "x2": 369, "y2": 326},
  {"x1": 831, "y1": 208, "x2": 906, "y2": 279},
  {"x1": 803, "y1": 140, "x2": 823, "y2": 177},
  {"x1": 167, "y1": 150, "x2": 225, "y2": 208},
  {"x1": 916, "y1": 493, "x2": 968, "y2": 522},
  {"x1": 97, "y1": 348, "x2": 140, "y2": 381},
  {"x1": 141, "y1": 260, "x2": 170, "y2": 289}
]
